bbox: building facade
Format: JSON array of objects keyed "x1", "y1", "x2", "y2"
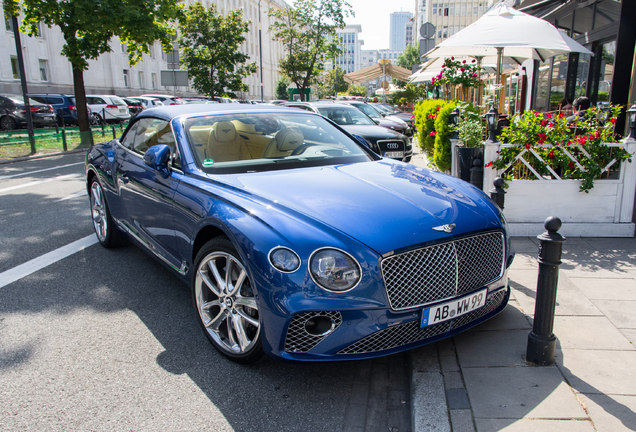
[
  {"x1": 389, "y1": 11, "x2": 412, "y2": 52},
  {"x1": 0, "y1": 0, "x2": 288, "y2": 100},
  {"x1": 330, "y1": 25, "x2": 364, "y2": 74}
]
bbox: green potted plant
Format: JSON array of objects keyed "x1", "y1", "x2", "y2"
[{"x1": 454, "y1": 102, "x2": 485, "y2": 183}]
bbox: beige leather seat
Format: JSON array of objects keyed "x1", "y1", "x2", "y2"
[
  {"x1": 205, "y1": 121, "x2": 251, "y2": 162},
  {"x1": 261, "y1": 128, "x2": 304, "y2": 158}
]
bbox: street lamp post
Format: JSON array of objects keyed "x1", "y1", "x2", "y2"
[
  {"x1": 258, "y1": 0, "x2": 264, "y2": 101},
  {"x1": 11, "y1": 15, "x2": 36, "y2": 154}
]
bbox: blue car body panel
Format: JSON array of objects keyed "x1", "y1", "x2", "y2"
[{"x1": 85, "y1": 105, "x2": 513, "y2": 362}]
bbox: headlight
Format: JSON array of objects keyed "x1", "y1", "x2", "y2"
[
  {"x1": 309, "y1": 248, "x2": 361, "y2": 292},
  {"x1": 269, "y1": 247, "x2": 301, "y2": 272}
]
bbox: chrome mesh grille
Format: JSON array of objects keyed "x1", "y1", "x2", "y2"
[
  {"x1": 382, "y1": 232, "x2": 504, "y2": 310},
  {"x1": 284, "y1": 311, "x2": 342, "y2": 353},
  {"x1": 338, "y1": 289, "x2": 507, "y2": 355},
  {"x1": 338, "y1": 321, "x2": 452, "y2": 355}
]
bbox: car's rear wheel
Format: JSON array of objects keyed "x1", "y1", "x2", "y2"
[
  {"x1": 90, "y1": 178, "x2": 126, "y2": 248},
  {"x1": 0, "y1": 116, "x2": 17, "y2": 131},
  {"x1": 193, "y1": 237, "x2": 263, "y2": 364}
]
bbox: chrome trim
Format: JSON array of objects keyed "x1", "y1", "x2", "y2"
[
  {"x1": 267, "y1": 246, "x2": 301, "y2": 273},
  {"x1": 308, "y1": 247, "x2": 362, "y2": 293},
  {"x1": 114, "y1": 217, "x2": 188, "y2": 275}
]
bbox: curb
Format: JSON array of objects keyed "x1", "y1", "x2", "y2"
[
  {"x1": 410, "y1": 345, "x2": 451, "y2": 432},
  {"x1": 0, "y1": 148, "x2": 88, "y2": 165}
]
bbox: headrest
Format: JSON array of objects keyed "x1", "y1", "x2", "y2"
[
  {"x1": 276, "y1": 128, "x2": 304, "y2": 151},
  {"x1": 214, "y1": 121, "x2": 237, "y2": 142}
]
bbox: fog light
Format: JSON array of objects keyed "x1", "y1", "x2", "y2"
[{"x1": 304, "y1": 315, "x2": 336, "y2": 336}]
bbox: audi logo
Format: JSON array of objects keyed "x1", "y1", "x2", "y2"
[{"x1": 386, "y1": 143, "x2": 400, "y2": 149}]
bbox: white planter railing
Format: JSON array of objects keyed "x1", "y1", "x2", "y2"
[{"x1": 483, "y1": 140, "x2": 636, "y2": 237}]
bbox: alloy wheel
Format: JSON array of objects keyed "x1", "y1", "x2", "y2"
[{"x1": 90, "y1": 181, "x2": 107, "y2": 242}]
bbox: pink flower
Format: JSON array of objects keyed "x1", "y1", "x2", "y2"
[
  {"x1": 472, "y1": 59, "x2": 476, "y2": 63},
  {"x1": 541, "y1": 120, "x2": 548, "y2": 127},
  {"x1": 431, "y1": 77, "x2": 435, "y2": 83},
  {"x1": 546, "y1": 113, "x2": 552, "y2": 119},
  {"x1": 460, "y1": 68, "x2": 465, "y2": 72},
  {"x1": 451, "y1": 57, "x2": 455, "y2": 60},
  {"x1": 472, "y1": 73, "x2": 477, "y2": 77},
  {"x1": 430, "y1": 131, "x2": 437, "y2": 136},
  {"x1": 534, "y1": 112, "x2": 540, "y2": 117},
  {"x1": 441, "y1": 64, "x2": 446, "y2": 68},
  {"x1": 525, "y1": 144, "x2": 532, "y2": 149},
  {"x1": 462, "y1": 60, "x2": 466, "y2": 64}
]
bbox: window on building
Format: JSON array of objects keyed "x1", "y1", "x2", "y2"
[
  {"x1": 152, "y1": 73, "x2": 157, "y2": 89},
  {"x1": 150, "y1": 44, "x2": 155, "y2": 59},
  {"x1": 474, "y1": 6, "x2": 478, "y2": 15},
  {"x1": 35, "y1": 21, "x2": 43, "y2": 37},
  {"x1": 432, "y1": 3, "x2": 437, "y2": 15},
  {"x1": 39, "y1": 59, "x2": 48, "y2": 81},
  {"x1": 123, "y1": 69, "x2": 129, "y2": 87},
  {"x1": 121, "y1": 42, "x2": 127, "y2": 53},
  {"x1": 4, "y1": 13, "x2": 13, "y2": 32},
  {"x1": 10, "y1": 56, "x2": 19, "y2": 79},
  {"x1": 444, "y1": 7, "x2": 449, "y2": 16},
  {"x1": 138, "y1": 71, "x2": 144, "y2": 88}
]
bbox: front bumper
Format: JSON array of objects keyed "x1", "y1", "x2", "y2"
[{"x1": 263, "y1": 280, "x2": 510, "y2": 362}]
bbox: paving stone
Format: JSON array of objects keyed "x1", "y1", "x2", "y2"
[
  {"x1": 410, "y1": 344, "x2": 440, "y2": 373},
  {"x1": 469, "y1": 300, "x2": 531, "y2": 331},
  {"x1": 442, "y1": 371, "x2": 464, "y2": 390},
  {"x1": 440, "y1": 351, "x2": 459, "y2": 373},
  {"x1": 577, "y1": 393, "x2": 636, "y2": 432},
  {"x1": 447, "y1": 388, "x2": 471, "y2": 409},
  {"x1": 620, "y1": 329, "x2": 636, "y2": 344},
  {"x1": 449, "y1": 409, "x2": 475, "y2": 432},
  {"x1": 474, "y1": 418, "x2": 595, "y2": 432},
  {"x1": 569, "y1": 277, "x2": 636, "y2": 301},
  {"x1": 552, "y1": 316, "x2": 635, "y2": 350},
  {"x1": 463, "y1": 366, "x2": 588, "y2": 419},
  {"x1": 510, "y1": 238, "x2": 540, "y2": 254},
  {"x1": 556, "y1": 349, "x2": 636, "y2": 395},
  {"x1": 454, "y1": 329, "x2": 528, "y2": 368},
  {"x1": 590, "y1": 300, "x2": 636, "y2": 329},
  {"x1": 508, "y1": 254, "x2": 537, "y2": 271}
]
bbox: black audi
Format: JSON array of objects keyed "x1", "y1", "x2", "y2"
[{"x1": 284, "y1": 101, "x2": 412, "y2": 162}]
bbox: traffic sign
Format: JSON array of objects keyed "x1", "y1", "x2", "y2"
[{"x1": 420, "y1": 22, "x2": 435, "y2": 39}]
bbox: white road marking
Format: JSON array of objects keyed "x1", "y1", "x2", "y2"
[
  {"x1": 0, "y1": 161, "x2": 84, "y2": 180},
  {"x1": 0, "y1": 173, "x2": 81, "y2": 194},
  {"x1": 0, "y1": 234, "x2": 99, "y2": 289},
  {"x1": 58, "y1": 189, "x2": 88, "y2": 202}
]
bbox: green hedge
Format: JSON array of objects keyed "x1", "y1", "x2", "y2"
[
  {"x1": 413, "y1": 99, "x2": 447, "y2": 157},
  {"x1": 433, "y1": 102, "x2": 458, "y2": 172}
]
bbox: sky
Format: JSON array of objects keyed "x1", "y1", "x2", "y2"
[{"x1": 344, "y1": 0, "x2": 419, "y2": 51}]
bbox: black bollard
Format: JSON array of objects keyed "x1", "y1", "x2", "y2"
[
  {"x1": 111, "y1": 125, "x2": 116, "y2": 139},
  {"x1": 61, "y1": 129, "x2": 67, "y2": 151},
  {"x1": 470, "y1": 158, "x2": 483, "y2": 189},
  {"x1": 489, "y1": 177, "x2": 506, "y2": 210},
  {"x1": 526, "y1": 216, "x2": 565, "y2": 366}
]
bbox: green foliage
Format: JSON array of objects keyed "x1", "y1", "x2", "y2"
[
  {"x1": 315, "y1": 67, "x2": 349, "y2": 99},
  {"x1": 455, "y1": 101, "x2": 484, "y2": 148},
  {"x1": 433, "y1": 102, "x2": 457, "y2": 172},
  {"x1": 275, "y1": 77, "x2": 290, "y2": 100},
  {"x1": 178, "y1": 3, "x2": 256, "y2": 98},
  {"x1": 268, "y1": 0, "x2": 353, "y2": 101},
  {"x1": 413, "y1": 99, "x2": 447, "y2": 157},
  {"x1": 389, "y1": 83, "x2": 427, "y2": 106},
  {"x1": 492, "y1": 105, "x2": 631, "y2": 192},
  {"x1": 347, "y1": 84, "x2": 367, "y2": 97},
  {"x1": 393, "y1": 43, "x2": 420, "y2": 87}
]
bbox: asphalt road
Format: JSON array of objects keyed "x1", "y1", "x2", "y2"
[{"x1": 0, "y1": 152, "x2": 411, "y2": 431}]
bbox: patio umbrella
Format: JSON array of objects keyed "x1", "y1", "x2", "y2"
[
  {"x1": 424, "y1": 1, "x2": 593, "y2": 102},
  {"x1": 344, "y1": 62, "x2": 413, "y2": 85},
  {"x1": 409, "y1": 56, "x2": 517, "y2": 83}
]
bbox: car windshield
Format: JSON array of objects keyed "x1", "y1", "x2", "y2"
[
  {"x1": 380, "y1": 104, "x2": 401, "y2": 114},
  {"x1": 351, "y1": 103, "x2": 382, "y2": 119},
  {"x1": 110, "y1": 96, "x2": 127, "y2": 106},
  {"x1": 371, "y1": 104, "x2": 393, "y2": 115},
  {"x1": 8, "y1": 96, "x2": 43, "y2": 106},
  {"x1": 183, "y1": 112, "x2": 374, "y2": 173},
  {"x1": 316, "y1": 106, "x2": 375, "y2": 126}
]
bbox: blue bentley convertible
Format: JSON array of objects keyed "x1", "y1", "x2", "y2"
[{"x1": 85, "y1": 104, "x2": 514, "y2": 364}]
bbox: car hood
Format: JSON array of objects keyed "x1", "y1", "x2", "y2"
[
  {"x1": 340, "y1": 124, "x2": 405, "y2": 141},
  {"x1": 228, "y1": 160, "x2": 501, "y2": 255}
]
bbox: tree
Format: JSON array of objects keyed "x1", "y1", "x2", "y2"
[
  {"x1": 393, "y1": 43, "x2": 421, "y2": 87},
  {"x1": 268, "y1": 0, "x2": 353, "y2": 101},
  {"x1": 178, "y1": 3, "x2": 256, "y2": 99},
  {"x1": 275, "y1": 77, "x2": 290, "y2": 100},
  {"x1": 314, "y1": 67, "x2": 349, "y2": 99},
  {"x1": 3, "y1": 0, "x2": 182, "y2": 138},
  {"x1": 347, "y1": 85, "x2": 367, "y2": 97}
]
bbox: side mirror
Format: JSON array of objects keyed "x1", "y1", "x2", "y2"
[{"x1": 143, "y1": 144, "x2": 171, "y2": 178}]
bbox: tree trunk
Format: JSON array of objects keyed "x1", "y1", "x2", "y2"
[{"x1": 72, "y1": 66, "x2": 92, "y2": 145}]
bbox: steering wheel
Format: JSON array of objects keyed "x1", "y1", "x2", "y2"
[{"x1": 291, "y1": 143, "x2": 319, "y2": 155}]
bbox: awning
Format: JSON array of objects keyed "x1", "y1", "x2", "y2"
[{"x1": 344, "y1": 63, "x2": 414, "y2": 85}]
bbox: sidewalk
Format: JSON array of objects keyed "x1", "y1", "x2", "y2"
[
  {"x1": 410, "y1": 235, "x2": 636, "y2": 432},
  {"x1": 407, "y1": 145, "x2": 635, "y2": 431}
]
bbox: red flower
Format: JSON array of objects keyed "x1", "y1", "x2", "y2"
[
  {"x1": 462, "y1": 60, "x2": 467, "y2": 64},
  {"x1": 436, "y1": 106, "x2": 441, "y2": 111},
  {"x1": 441, "y1": 64, "x2": 446, "y2": 68},
  {"x1": 548, "y1": 151, "x2": 555, "y2": 159},
  {"x1": 546, "y1": 113, "x2": 553, "y2": 119},
  {"x1": 525, "y1": 144, "x2": 532, "y2": 149},
  {"x1": 577, "y1": 135, "x2": 587, "y2": 145},
  {"x1": 558, "y1": 113, "x2": 565, "y2": 119},
  {"x1": 460, "y1": 68, "x2": 465, "y2": 72},
  {"x1": 538, "y1": 133, "x2": 547, "y2": 144},
  {"x1": 567, "y1": 140, "x2": 572, "y2": 145},
  {"x1": 430, "y1": 131, "x2": 437, "y2": 136},
  {"x1": 472, "y1": 59, "x2": 476, "y2": 63},
  {"x1": 472, "y1": 73, "x2": 477, "y2": 77},
  {"x1": 569, "y1": 161, "x2": 575, "y2": 168},
  {"x1": 541, "y1": 119, "x2": 548, "y2": 127},
  {"x1": 431, "y1": 78, "x2": 435, "y2": 83},
  {"x1": 534, "y1": 112, "x2": 540, "y2": 117},
  {"x1": 610, "y1": 117, "x2": 617, "y2": 124},
  {"x1": 484, "y1": 162, "x2": 493, "y2": 168},
  {"x1": 451, "y1": 56, "x2": 455, "y2": 60}
]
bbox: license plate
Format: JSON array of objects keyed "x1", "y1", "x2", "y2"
[
  {"x1": 384, "y1": 151, "x2": 404, "y2": 158},
  {"x1": 119, "y1": 109, "x2": 126, "y2": 113},
  {"x1": 421, "y1": 289, "x2": 487, "y2": 327}
]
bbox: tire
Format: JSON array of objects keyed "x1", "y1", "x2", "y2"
[
  {"x1": 0, "y1": 116, "x2": 17, "y2": 131},
  {"x1": 193, "y1": 237, "x2": 263, "y2": 364},
  {"x1": 89, "y1": 178, "x2": 127, "y2": 248}
]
